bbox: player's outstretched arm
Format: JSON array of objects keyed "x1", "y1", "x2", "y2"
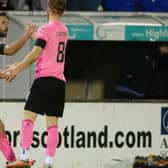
[{"x1": 3, "y1": 23, "x2": 36, "y2": 56}]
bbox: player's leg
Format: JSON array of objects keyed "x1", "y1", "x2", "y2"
[
  {"x1": 20, "y1": 110, "x2": 37, "y2": 161},
  {"x1": 19, "y1": 78, "x2": 43, "y2": 161},
  {"x1": 44, "y1": 116, "x2": 59, "y2": 168},
  {"x1": 6, "y1": 111, "x2": 37, "y2": 168},
  {"x1": 0, "y1": 118, "x2": 16, "y2": 163},
  {"x1": 44, "y1": 78, "x2": 65, "y2": 168}
]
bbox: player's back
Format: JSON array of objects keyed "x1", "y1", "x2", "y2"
[{"x1": 36, "y1": 20, "x2": 68, "y2": 81}]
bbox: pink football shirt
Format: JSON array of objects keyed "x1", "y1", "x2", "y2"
[{"x1": 35, "y1": 19, "x2": 68, "y2": 82}]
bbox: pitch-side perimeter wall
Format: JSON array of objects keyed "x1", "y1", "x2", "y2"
[{"x1": 0, "y1": 102, "x2": 167, "y2": 168}]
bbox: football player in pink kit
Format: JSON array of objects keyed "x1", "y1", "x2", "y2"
[
  {"x1": 0, "y1": 12, "x2": 36, "y2": 165},
  {"x1": 2, "y1": 0, "x2": 68, "y2": 168}
]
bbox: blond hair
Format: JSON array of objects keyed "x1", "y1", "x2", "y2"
[{"x1": 48, "y1": 0, "x2": 67, "y2": 15}]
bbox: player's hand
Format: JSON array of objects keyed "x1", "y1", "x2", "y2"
[
  {"x1": 25, "y1": 22, "x2": 37, "y2": 38},
  {"x1": 1, "y1": 63, "x2": 18, "y2": 82}
]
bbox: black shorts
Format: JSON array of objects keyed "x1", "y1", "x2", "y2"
[{"x1": 24, "y1": 77, "x2": 65, "y2": 117}]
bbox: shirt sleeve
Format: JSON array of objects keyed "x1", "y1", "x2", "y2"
[
  {"x1": 0, "y1": 43, "x2": 5, "y2": 55},
  {"x1": 36, "y1": 25, "x2": 48, "y2": 42}
]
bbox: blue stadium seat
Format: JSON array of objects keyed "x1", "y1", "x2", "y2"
[
  {"x1": 141, "y1": 0, "x2": 168, "y2": 12},
  {"x1": 103, "y1": 0, "x2": 139, "y2": 11}
]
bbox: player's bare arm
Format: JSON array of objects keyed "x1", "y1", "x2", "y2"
[{"x1": 3, "y1": 23, "x2": 36, "y2": 55}]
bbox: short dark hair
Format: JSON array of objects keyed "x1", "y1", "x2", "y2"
[{"x1": 0, "y1": 12, "x2": 9, "y2": 19}]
